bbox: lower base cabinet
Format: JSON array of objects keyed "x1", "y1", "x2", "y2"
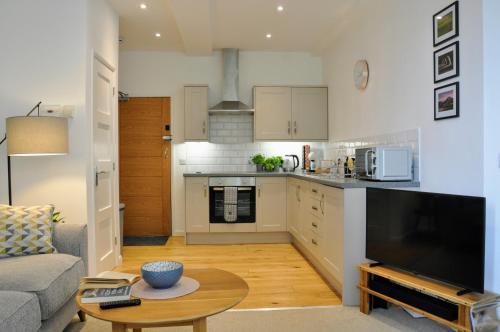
[
  {"x1": 185, "y1": 177, "x2": 209, "y2": 233},
  {"x1": 287, "y1": 178, "x2": 367, "y2": 306},
  {"x1": 256, "y1": 177, "x2": 287, "y2": 232}
]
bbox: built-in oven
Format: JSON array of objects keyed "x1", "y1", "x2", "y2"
[{"x1": 209, "y1": 177, "x2": 256, "y2": 223}]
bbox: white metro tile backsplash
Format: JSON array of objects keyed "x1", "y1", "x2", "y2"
[
  {"x1": 323, "y1": 128, "x2": 421, "y2": 181},
  {"x1": 183, "y1": 141, "x2": 314, "y2": 173},
  {"x1": 209, "y1": 114, "x2": 253, "y2": 144}
]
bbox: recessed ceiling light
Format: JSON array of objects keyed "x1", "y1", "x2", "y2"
[
  {"x1": 277, "y1": 5, "x2": 284, "y2": 12},
  {"x1": 154, "y1": 32, "x2": 161, "y2": 38},
  {"x1": 266, "y1": 33, "x2": 272, "y2": 39},
  {"x1": 140, "y1": 3, "x2": 147, "y2": 9}
]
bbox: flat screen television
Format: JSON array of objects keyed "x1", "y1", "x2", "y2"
[{"x1": 366, "y1": 188, "x2": 485, "y2": 293}]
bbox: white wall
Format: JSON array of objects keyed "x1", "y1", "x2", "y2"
[
  {"x1": 483, "y1": 0, "x2": 500, "y2": 293},
  {"x1": 0, "y1": 0, "x2": 118, "y2": 275},
  {"x1": 119, "y1": 50, "x2": 323, "y2": 234},
  {"x1": 322, "y1": 0, "x2": 483, "y2": 196},
  {"x1": 0, "y1": 0, "x2": 88, "y2": 224},
  {"x1": 322, "y1": 0, "x2": 493, "y2": 290}
]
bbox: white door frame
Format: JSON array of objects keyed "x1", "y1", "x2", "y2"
[{"x1": 86, "y1": 51, "x2": 121, "y2": 276}]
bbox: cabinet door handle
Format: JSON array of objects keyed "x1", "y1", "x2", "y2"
[
  {"x1": 312, "y1": 222, "x2": 318, "y2": 228},
  {"x1": 203, "y1": 184, "x2": 207, "y2": 198},
  {"x1": 258, "y1": 186, "x2": 261, "y2": 198},
  {"x1": 294, "y1": 121, "x2": 297, "y2": 134},
  {"x1": 311, "y1": 239, "x2": 318, "y2": 246},
  {"x1": 312, "y1": 189, "x2": 318, "y2": 194},
  {"x1": 287, "y1": 121, "x2": 291, "y2": 135},
  {"x1": 202, "y1": 121, "x2": 206, "y2": 134},
  {"x1": 312, "y1": 206, "x2": 318, "y2": 211},
  {"x1": 320, "y1": 195, "x2": 325, "y2": 215}
]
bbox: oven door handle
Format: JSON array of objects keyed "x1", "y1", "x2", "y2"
[{"x1": 211, "y1": 187, "x2": 254, "y2": 191}]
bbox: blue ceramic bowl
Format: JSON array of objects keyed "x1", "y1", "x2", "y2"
[{"x1": 141, "y1": 261, "x2": 183, "y2": 289}]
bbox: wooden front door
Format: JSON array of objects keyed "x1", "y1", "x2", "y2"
[{"x1": 119, "y1": 97, "x2": 171, "y2": 236}]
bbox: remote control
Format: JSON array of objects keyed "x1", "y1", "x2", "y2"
[{"x1": 99, "y1": 298, "x2": 141, "y2": 310}]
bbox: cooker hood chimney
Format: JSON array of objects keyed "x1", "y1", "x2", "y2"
[{"x1": 209, "y1": 49, "x2": 253, "y2": 114}]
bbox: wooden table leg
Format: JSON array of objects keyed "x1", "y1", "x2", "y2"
[
  {"x1": 193, "y1": 318, "x2": 207, "y2": 332},
  {"x1": 77, "y1": 310, "x2": 86, "y2": 322},
  {"x1": 112, "y1": 322, "x2": 127, "y2": 332}
]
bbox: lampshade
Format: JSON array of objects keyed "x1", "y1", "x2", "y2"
[{"x1": 6, "y1": 116, "x2": 68, "y2": 156}]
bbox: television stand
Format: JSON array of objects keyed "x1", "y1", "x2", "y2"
[
  {"x1": 358, "y1": 264, "x2": 497, "y2": 332},
  {"x1": 457, "y1": 289, "x2": 473, "y2": 296}
]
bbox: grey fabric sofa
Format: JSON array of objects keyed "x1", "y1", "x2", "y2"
[{"x1": 0, "y1": 223, "x2": 88, "y2": 332}]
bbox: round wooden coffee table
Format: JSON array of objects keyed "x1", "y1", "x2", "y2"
[{"x1": 76, "y1": 268, "x2": 249, "y2": 332}]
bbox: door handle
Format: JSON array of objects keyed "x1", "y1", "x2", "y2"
[
  {"x1": 203, "y1": 184, "x2": 207, "y2": 198},
  {"x1": 258, "y1": 186, "x2": 261, "y2": 198},
  {"x1": 95, "y1": 170, "x2": 108, "y2": 186},
  {"x1": 294, "y1": 121, "x2": 297, "y2": 134},
  {"x1": 202, "y1": 121, "x2": 206, "y2": 134},
  {"x1": 287, "y1": 121, "x2": 291, "y2": 135},
  {"x1": 312, "y1": 222, "x2": 318, "y2": 228},
  {"x1": 311, "y1": 239, "x2": 318, "y2": 246},
  {"x1": 162, "y1": 135, "x2": 173, "y2": 142}
]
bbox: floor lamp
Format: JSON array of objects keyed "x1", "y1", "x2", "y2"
[{"x1": 1, "y1": 102, "x2": 68, "y2": 205}]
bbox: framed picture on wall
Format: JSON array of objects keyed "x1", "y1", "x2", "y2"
[
  {"x1": 433, "y1": 1, "x2": 459, "y2": 47},
  {"x1": 434, "y1": 41, "x2": 459, "y2": 83},
  {"x1": 434, "y1": 82, "x2": 459, "y2": 120}
]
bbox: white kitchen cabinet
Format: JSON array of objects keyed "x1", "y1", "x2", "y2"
[
  {"x1": 184, "y1": 85, "x2": 208, "y2": 141},
  {"x1": 291, "y1": 87, "x2": 328, "y2": 140},
  {"x1": 256, "y1": 177, "x2": 287, "y2": 232},
  {"x1": 321, "y1": 186, "x2": 344, "y2": 284},
  {"x1": 254, "y1": 86, "x2": 328, "y2": 141},
  {"x1": 254, "y1": 86, "x2": 292, "y2": 140},
  {"x1": 287, "y1": 178, "x2": 301, "y2": 237},
  {"x1": 289, "y1": 179, "x2": 367, "y2": 306},
  {"x1": 185, "y1": 177, "x2": 209, "y2": 232}
]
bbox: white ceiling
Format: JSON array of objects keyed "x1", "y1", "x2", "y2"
[{"x1": 109, "y1": 0, "x2": 356, "y2": 55}]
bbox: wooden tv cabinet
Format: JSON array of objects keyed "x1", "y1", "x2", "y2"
[{"x1": 358, "y1": 263, "x2": 496, "y2": 332}]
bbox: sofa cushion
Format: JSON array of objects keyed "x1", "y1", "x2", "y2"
[
  {"x1": 0, "y1": 204, "x2": 55, "y2": 258},
  {"x1": 0, "y1": 290, "x2": 41, "y2": 332},
  {"x1": 0, "y1": 253, "x2": 84, "y2": 320}
]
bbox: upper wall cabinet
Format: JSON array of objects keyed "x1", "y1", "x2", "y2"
[
  {"x1": 291, "y1": 87, "x2": 328, "y2": 140},
  {"x1": 184, "y1": 85, "x2": 208, "y2": 141},
  {"x1": 254, "y1": 86, "x2": 328, "y2": 141},
  {"x1": 254, "y1": 86, "x2": 292, "y2": 140}
]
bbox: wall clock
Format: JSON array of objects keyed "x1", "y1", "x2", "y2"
[{"x1": 354, "y1": 60, "x2": 369, "y2": 90}]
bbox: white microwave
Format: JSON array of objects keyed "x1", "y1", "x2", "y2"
[{"x1": 355, "y1": 146, "x2": 413, "y2": 181}]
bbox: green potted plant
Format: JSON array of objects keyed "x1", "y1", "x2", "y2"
[
  {"x1": 251, "y1": 153, "x2": 266, "y2": 172},
  {"x1": 263, "y1": 156, "x2": 284, "y2": 172}
]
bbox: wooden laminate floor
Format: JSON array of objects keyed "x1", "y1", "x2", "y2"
[{"x1": 115, "y1": 237, "x2": 342, "y2": 309}]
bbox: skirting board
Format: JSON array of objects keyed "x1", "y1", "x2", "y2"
[
  {"x1": 291, "y1": 234, "x2": 344, "y2": 303},
  {"x1": 186, "y1": 232, "x2": 291, "y2": 245}
]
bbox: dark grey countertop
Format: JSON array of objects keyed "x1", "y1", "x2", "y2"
[{"x1": 183, "y1": 172, "x2": 420, "y2": 189}]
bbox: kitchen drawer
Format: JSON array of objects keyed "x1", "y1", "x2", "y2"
[
  {"x1": 309, "y1": 183, "x2": 323, "y2": 199},
  {"x1": 309, "y1": 197, "x2": 324, "y2": 219},
  {"x1": 309, "y1": 213, "x2": 323, "y2": 236},
  {"x1": 307, "y1": 228, "x2": 322, "y2": 255}
]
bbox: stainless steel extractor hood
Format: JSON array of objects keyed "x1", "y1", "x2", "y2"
[{"x1": 209, "y1": 49, "x2": 253, "y2": 114}]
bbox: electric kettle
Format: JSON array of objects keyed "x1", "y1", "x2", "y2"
[{"x1": 284, "y1": 155, "x2": 300, "y2": 172}]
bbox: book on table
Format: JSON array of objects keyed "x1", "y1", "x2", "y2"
[
  {"x1": 80, "y1": 271, "x2": 140, "y2": 290},
  {"x1": 80, "y1": 286, "x2": 132, "y2": 304}
]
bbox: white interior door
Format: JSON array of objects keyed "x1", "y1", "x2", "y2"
[{"x1": 93, "y1": 57, "x2": 118, "y2": 273}]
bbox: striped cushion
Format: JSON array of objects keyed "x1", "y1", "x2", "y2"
[{"x1": 0, "y1": 204, "x2": 55, "y2": 258}]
